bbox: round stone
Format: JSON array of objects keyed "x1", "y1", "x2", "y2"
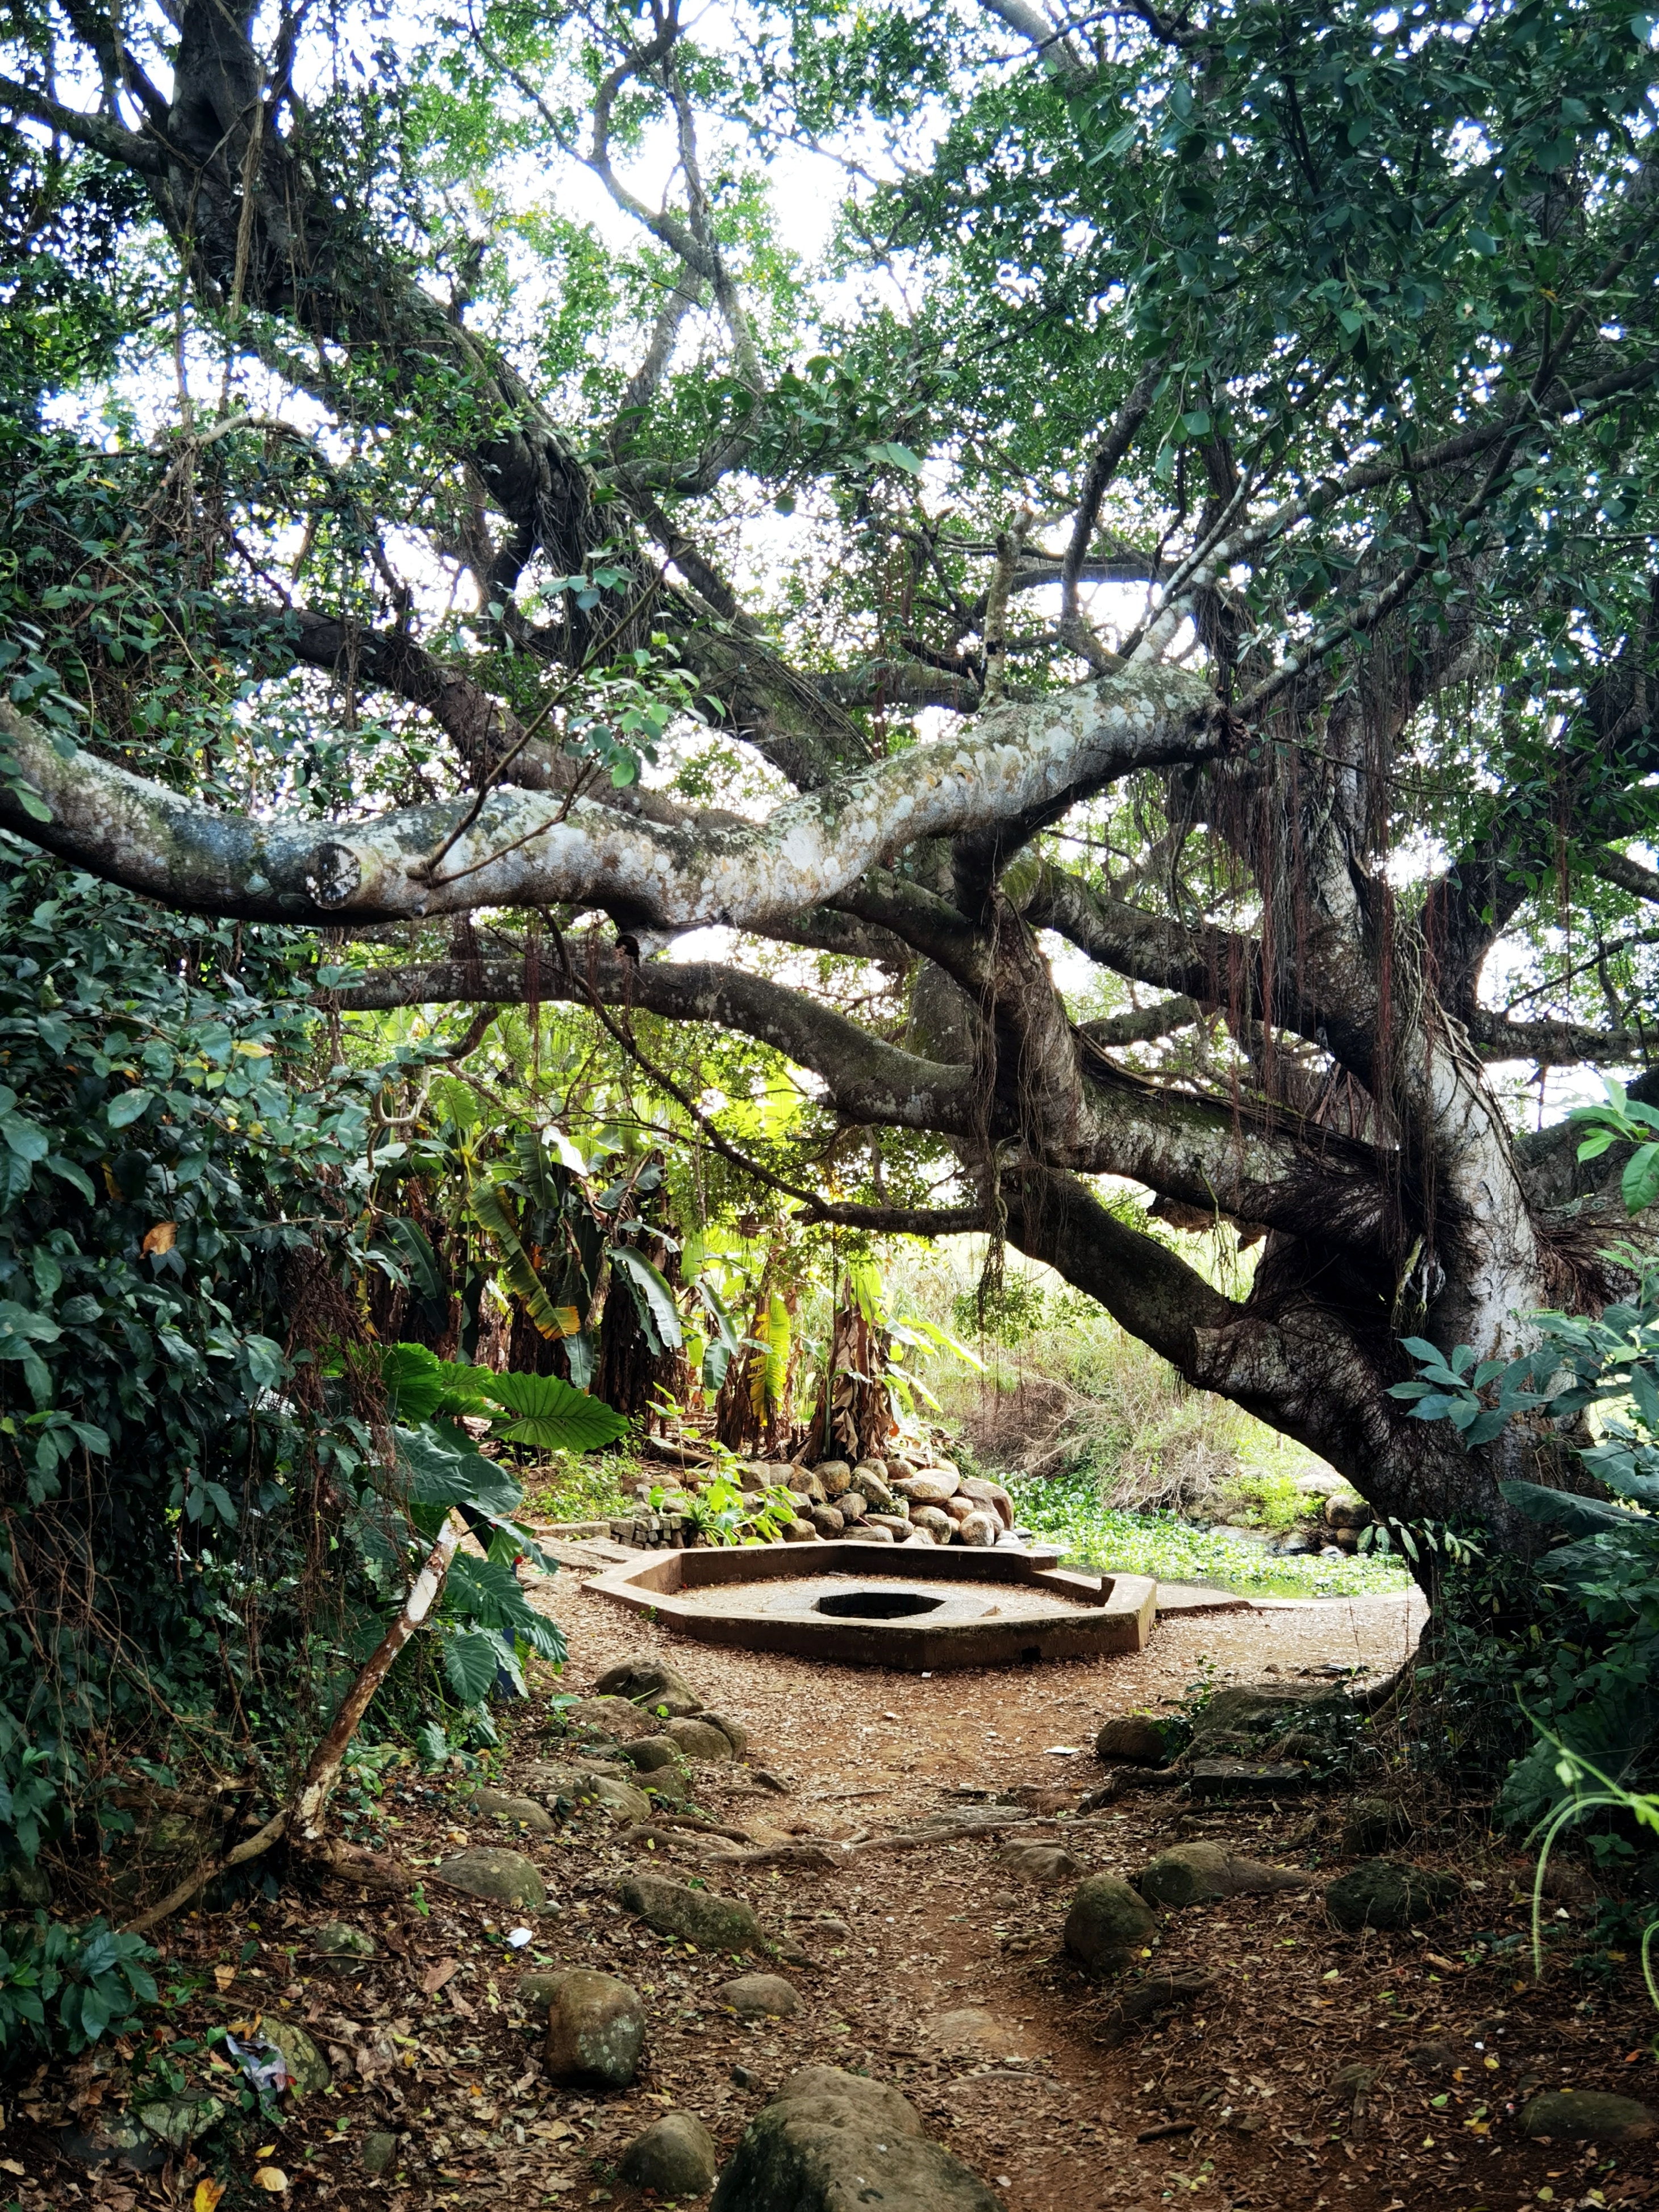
[
  {"x1": 310, "y1": 1919, "x2": 376, "y2": 1968},
  {"x1": 542, "y1": 1969, "x2": 647, "y2": 2089},
  {"x1": 1095, "y1": 1715, "x2": 1167, "y2": 1764},
  {"x1": 591, "y1": 1658, "x2": 704, "y2": 1717},
  {"x1": 259, "y1": 2017, "x2": 332, "y2": 2096},
  {"x1": 433, "y1": 1846, "x2": 547, "y2": 1912},
  {"x1": 1519, "y1": 2090, "x2": 1655, "y2": 2142},
  {"x1": 897, "y1": 1470, "x2": 958, "y2": 1504},
  {"x1": 618, "y1": 2111, "x2": 717, "y2": 2195},
  {"x1": 1062, "y1": 1874, "x2": 1157, "y2": 1973},
  {"x1": 720, "y1": 1972, "x2": 801, "y2": 2019},
  {"x1": 666, "y1": 1716, "x2": 735, "y2": 1761},
  {"x1": 957, "y1": 1510, "x2": 998, "y2": 1546},
  {"x1": 469, "y1": 1787, "x2": 555, "y2": 1834}
]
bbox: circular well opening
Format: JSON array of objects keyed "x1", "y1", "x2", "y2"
[{"x1": 814, "y1": 1589, "x2": 945, "y2": 1621}]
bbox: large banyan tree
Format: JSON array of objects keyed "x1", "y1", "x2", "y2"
[{"x1": 6, "y1": 0, "x2": 1659, "y2": 1552}]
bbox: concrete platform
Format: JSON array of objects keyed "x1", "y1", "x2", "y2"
[{"x1": 581, "y1": 1540, "x2": 1158, "y2": 1671}]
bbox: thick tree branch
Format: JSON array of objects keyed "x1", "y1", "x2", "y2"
[
  {"x1": 0, "y1": 666, "x2": 1216, "y2": 926},
  {"x1": 1589, "y1": 845, "x2": 1659, "y2": 903},
  {"x1": 331, "y1": 948, "x2": 972, "y2": 1130}
]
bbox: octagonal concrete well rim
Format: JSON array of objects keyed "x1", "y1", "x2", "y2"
[{"x1": 580, "y1": 1540, "x2": 1158, "y2": 1669}]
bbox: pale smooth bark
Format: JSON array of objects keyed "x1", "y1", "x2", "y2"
[{"x1": 0, "y1": 666, "x2": 1214, "y2": 926}]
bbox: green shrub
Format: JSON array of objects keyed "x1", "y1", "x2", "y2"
[{"x1": 0, "y1": 1914, "x2": 156, "y2": 2056}]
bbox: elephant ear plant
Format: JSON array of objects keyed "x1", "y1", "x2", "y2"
[{"x1": 378, "y1": 1340, "x2": 630, "y2": 1728}]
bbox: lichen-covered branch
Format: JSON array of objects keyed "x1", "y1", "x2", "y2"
[{"x1": 0, "y1": 666, "x2": 1216, "y2": 926}]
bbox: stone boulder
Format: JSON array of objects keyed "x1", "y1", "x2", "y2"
[
  {"x1": 957, "y1": 1477, "x2": 1013, "y2": 1528},
  {"x1": 1519, "y1": 2090, "x2": 1656, "y2": 2142},
  {"x1": 1135, "y1": 1843, "x2": 1311, "y2": 1907},
  {"x1": 551, "y1": 1693, "x2": 660, "y2": 1743},
  {"x1": 1095, "y1": 1715, "x2": 1168, "y2": 1765},
  {"x1": 834, "y1": 1485, "x2": 867, "y2": 1522},
  {"x1": 911, "y1": 1505, "x2": 954, "y2": 1542},
  {"x1": 309, "y1": 1919, "x2": 377, "y2": 1970},
  {"x1": 895, "y1": 1470, "x2": 959, "y2": 1505},
  {"x1": 814, "y1": 1460, "x2": 853, "y2": 1496},
  {"x1": 709, "y1": 2065, "x2": 999, "y2": 2212},
  {"x1": 720, "y1": 1972, "x2": 801, "y2": 2019},
  {"x1": 667, "y1": 1717, "x2": 737, "y2": 1762},
  {"x1": 1325, "y1": 1859, "x2": 1461, "y2": 1932},
  {"x1": 848, "y1": 1464, "x2": 896, "y2": 1511},
  {"x1": 848, "y1": 1523, "x2": 897, "y2": 1543},
  {"x1": 1325, "y1": 1491, "x2": 1373, "y2": 1531},
  {"x1": 782, "y1": 1517, "x2": 821, "y2": 1542},
  {"x1": 135, "y1": 2092, "x2": 227, "y2": 2150},
  {"x1": 1188, "y1": 1681, "x2": 1348, "y2": 1756},
  {"x1": 541, "y1": 1969, "x2": 647, "y2": 2089},
  {"x1": 619, "y1": 1869, "x2": 766, "y2": 1955},
  {"x1": 957, "y1": 1510, "x2": 998, "y2": 1546},
  {"x1": 700, "y1": 1710, "x2": 751, "y2": 1756},
  {"x1": 0, "y1": 1862, "x2": 53, "y2": 1908},
  {"x1": 360, "y1": 2132, "x2": 399, "y2": 2177},
  {"x1": 619, "y1": 1734, "x2": 682, "y2": 1772},
  {"x1": 591, "y1": 1658, "x2": 703, "y2": 1717},
  {"x1": 519, "y1": 1756, "x2": 631, "y2": 1794},
  {"x1": 576, "y1": 1773, "x2": 653, "y2": 1823},
  {"x1": 808, "y1": 1503, "x2": 845, "y2": 1537},
  {"x1": 995, "y1": 1842, "x2": 1080, "y2": 1886},
  {"x1": 1062, "y1": 1874, "x2": 1157, "y2": 1973},
  {"x1": 260, "y1": 2018, "x2": 331, "y2": 2096},
  {"x1": 433, "y1": 1847, "x2": 547, "y2": 1911},
  {"x1": 620, "y1": 2111, "x2": 718, "y2": 2195},
  {"x1": 1188, "y1": 1758, "x2": 1309, "y2": 1799},
  {"x1": 469, "y1": 1788, "x2": 555, "y2": 1834}
]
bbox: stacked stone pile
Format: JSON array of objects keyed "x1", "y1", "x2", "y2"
[{"x1": 611, "y1": 1447, "x2": 1023, "y2": 1551}]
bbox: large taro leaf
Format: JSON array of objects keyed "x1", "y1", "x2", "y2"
[
  {"x1": 478, "y1": 1370, "x2": 630, "y2": 1452},
  {"x1": 382, "y1": 1343, "x2": 497, "y2": 1423},
  {"x1": 394, "y1": 1422, "x2": 526, "y2": 1522},
  {"x1": 442, "y1": 1629, "x2": 504, "y2": 1705},
  {"x1": 447, "y1": 1553, "x2": 566, "y2": 1664}
]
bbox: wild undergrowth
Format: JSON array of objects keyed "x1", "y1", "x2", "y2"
[
  {"x1": 523, "y1": 1448, "x2": 640, "y2": 1525},
  {"x1": 1002, "y1": 1467, "x2": 1412, "y2": 1597}
]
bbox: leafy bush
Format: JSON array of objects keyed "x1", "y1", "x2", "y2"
[
  {"x1": 1004, "y1": 1468, "x2": 1410, "y2": 1596},
  {"x1": 0, "y1": 843, "x2": 400, "y2": 1882},
  {"x1": 1393, "y1": 1105, "x2": 1659, "y2": 1824},
  {"x1": 0, "y1": 1914, "x2": 156, "y2": 2056}
]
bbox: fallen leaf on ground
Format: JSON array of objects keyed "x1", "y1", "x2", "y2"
[
  {"x1": 213, "y1": 1964, "x2": 236, "y2": 1992},
  {"x1": 192, "y1": 2180, "x2": 226, "y2": 2212},
  {"x1": 252, "y1": 2169, "x2": 288, "y2": 2193},
  {"x1": 422, "y1": 1958, "x2": 461, "y2": 1995}
]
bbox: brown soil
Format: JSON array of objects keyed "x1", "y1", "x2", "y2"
[{"x1": 10, "y1": 1556, "x2": 1657, "y2": 2212}]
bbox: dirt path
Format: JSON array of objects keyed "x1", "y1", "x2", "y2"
[{"x1": 22, "y1": 1558, "x2": 1657, "y2": 2212}]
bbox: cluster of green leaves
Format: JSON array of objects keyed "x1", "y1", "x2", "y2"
[
  {"x1": 379, "y1": 1336, "x2": 631, "y2": 1714},
  {"x1": 0, "y1": 1913, "x2": 156, "y2": 2056},
  {"x1": 1395, "y1": 1105, "x2": 1659, "y2": 1821}
]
